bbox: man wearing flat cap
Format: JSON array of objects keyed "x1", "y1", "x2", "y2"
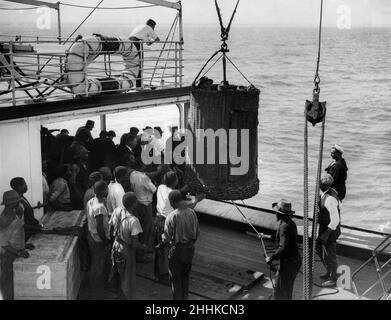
[
  {"x1": 316, "y1": 173, "x2": 341, "y2": 287},
  {"x1": 266, "y1": 199, "x2": 301, "y2": 300},
  {"x1": 325, "y1": 144, "x2": 348, "y2": 201}
]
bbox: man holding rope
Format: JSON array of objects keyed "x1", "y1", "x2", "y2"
[{"x1": 266, "y1": 199, "x2": 301, "y2": 300}]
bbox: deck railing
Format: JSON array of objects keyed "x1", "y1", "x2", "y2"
[
  {"x1": 0, "y1": 36, "x2": 184, "y2": 107},
  {"x1": 352, "y1": 234, "x2": 391, "y2": 300}
]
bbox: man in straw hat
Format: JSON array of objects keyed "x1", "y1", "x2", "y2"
[
  {"x1": 0, "y1": 190, "x2": 32, "y2": 300},
  {"x1": 266, "y1": 199, "x2": 301, "y2": 300},
  {"x1": 325, "y1": 144, "x2": 348, "y2": 201},
  {"x1": 316, "y1": 173, "x2": 341, "y2": 288}
]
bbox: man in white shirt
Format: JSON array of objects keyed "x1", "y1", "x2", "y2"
[
  {"x1": 154, "y1": 171, "x2": 204, "y2": 282},
  {"x1": 129, "y1": 19, "x2": 160, "y2": 46},
  {"x1": 130, "y1": 169, "x2": 157, "y2": 262},
  {"x1": 107, "y1": 166, "x2": 128, "y2": 216},
  {"x1": 129, "y1": 19, "x2": 160, "y2": 87},
  {"x1": 152, "y1": 126, "x2": 165, "y2": 155},
  {"x1": 317, "y1": 173, "x2": 341, "y2": 288}
]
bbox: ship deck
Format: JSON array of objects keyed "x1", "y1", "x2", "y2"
[{"x1": 79, "y1": 220, "x2": 389, "y2": 300}]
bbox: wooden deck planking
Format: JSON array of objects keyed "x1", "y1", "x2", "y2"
[
  {"x1": 77, "y1": 221, "x2": 389, "y2": 300},
  {"x1": 135, "y1": 276, "x2": 204, "y2": 300},
  {"x1": 197, "y1": 223, "x2": 389, "y2": 300},
  {"x1": 134, "y1": 223, "x2": 265, "y2": 300},
  {"x1": 192, "y1": 255, "x2": 263, "y2": 288}
]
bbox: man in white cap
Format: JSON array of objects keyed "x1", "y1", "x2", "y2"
[
  {"x1": 325, "y1": 144, "x2": 348, "y2": 201},
  {"x1": 266, "y1": 199, "x2": 301, "y2": 300},
  {"x1": 316, "y1": 173, "x2": 341, "y2": 287}
]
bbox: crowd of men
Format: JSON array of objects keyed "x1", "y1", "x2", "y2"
[
  {"x1": 0, "y1": 114, "x2": 348, "y2": 301},
  {"x1": 1, "y1": 119, "x2": 204, "y2": 300}
]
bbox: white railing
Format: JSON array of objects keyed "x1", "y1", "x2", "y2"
[
  {"x1": 352, "y1": 234, "x2": 391, "y2": 299},
  {"x1": 0, "y1": 36, "x2": 184, "y2": 107}
]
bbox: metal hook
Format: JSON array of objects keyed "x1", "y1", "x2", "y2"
[{"x1": 214, "y1": 0, "x2": 240, "y2": 46}]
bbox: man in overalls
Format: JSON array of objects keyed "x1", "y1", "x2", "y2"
[{"x1": 266, "y1": 199, "x2": 301, "y2": 300}]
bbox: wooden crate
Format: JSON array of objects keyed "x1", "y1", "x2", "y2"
[{"x1": 13, "y1": 211, "x2": 84, "y2": 300}]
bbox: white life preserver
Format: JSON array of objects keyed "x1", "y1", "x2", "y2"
[{"x1": 65, "y1": 34, "x2": 139, "y2": 96}]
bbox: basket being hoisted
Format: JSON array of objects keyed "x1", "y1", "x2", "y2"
[
  {"x1": 183, "y1": 81, "x2": 260, "y2": 201},
  {"x1": 182, "y1": 0, "x2": 260, "y2": 200}
]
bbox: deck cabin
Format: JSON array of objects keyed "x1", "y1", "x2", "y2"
[{"x1": 0, "y1": 0, "x2": 189, "y2": 224}]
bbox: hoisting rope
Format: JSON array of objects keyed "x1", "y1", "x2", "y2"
[
  {"x1": 303, "y1": 111, "x2": 310, "y2": 300},
  {"x1": 200, "y1": 54, "x2": 223, "y2": 79},
  {"x1": 303, "y1": 0, "x2": 327, "y2": 300},
  {"x1": 192, "y1": 0, "x2": 244, "y2": 87},
  {"x1": 225, "y1": 55, "x2": 254, "y2": 87},
  {"x1": 195, "y1": 173, "x2": 276, "y2": 286},
  {"x1": 231, "y1": 200, "x2": 277, "y2": 288},
  {"x1": 314, "y1": 0, "x2": 324, "y2": 94},
  {"x1": 310, "y1": 112, "x2": 326, "y2": 285}
]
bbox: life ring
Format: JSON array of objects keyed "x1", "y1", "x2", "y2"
[{"x1": 65, "y1": 34, "x2": 139, "y2": 96}]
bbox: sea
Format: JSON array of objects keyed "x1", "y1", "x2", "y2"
[{"x1": 1, "y1": 22, "x2": 390, "y2": 231}]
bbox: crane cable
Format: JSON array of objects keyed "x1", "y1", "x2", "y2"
[
  {"x1": 232, "y1": 200, "x2": 277, "y2": 289},
  {"x1": 303, "y1": 0, "x2": 327, "y2": 300},
  {"x1": 192, "y1": 0, "x2": 244, "y2": 86}
]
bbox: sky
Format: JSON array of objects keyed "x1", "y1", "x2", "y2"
[{"x1": 0, "y1": 0, "x2": 390, "y2": 28}]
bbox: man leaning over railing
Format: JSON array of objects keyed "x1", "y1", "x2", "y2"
[{"x1": 128, "y1": 19, "x2": 161, "y2": 87}]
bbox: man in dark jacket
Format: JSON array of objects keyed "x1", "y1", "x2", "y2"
[
  {"x1": 266, "y1": 199, "x2": 301, "y2": 300},
  {"x1": 10, "y1": 177, "x2": 42, "y2": 241},
  {"x1": 316, "y1": 173, "x2": 341, "y2": 287},
  {"x1": 119, "y1": 134, "x2": 140, "y2": 169},
  {"x1": 325, "y1": 144, "x2": 348, "y2": 201},
  {"x1": 75, "y1": 120, "x2": 94, "y2": 144}
]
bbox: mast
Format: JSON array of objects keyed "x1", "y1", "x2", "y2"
[
  {"x1": 57, "y1": 1, "x2": 62, "y2": 44},
  {"x1": 178, "y1": 0, "x2": 183, "y2": 87}
]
